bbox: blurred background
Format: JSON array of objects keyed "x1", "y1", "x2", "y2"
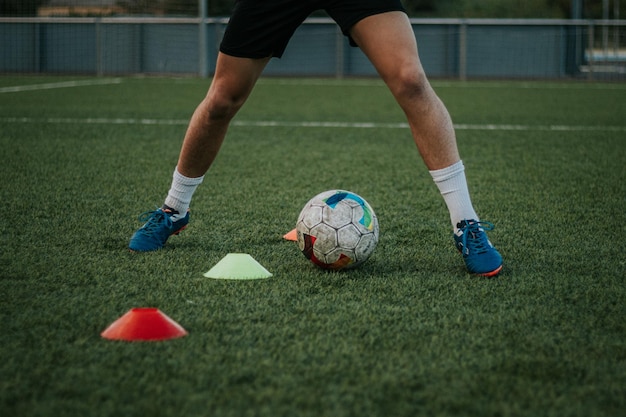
[{"x1": 0, "y1": 0, "x2": 624, "y2": 80}]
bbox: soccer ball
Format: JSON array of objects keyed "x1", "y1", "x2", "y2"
[{"x1": 296, "y1": 190, "x2": 379, "y2": 270}]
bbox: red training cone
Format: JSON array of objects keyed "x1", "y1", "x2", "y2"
[{"x1": 101, "y1": 308, "x2": 188, "y2": 341}]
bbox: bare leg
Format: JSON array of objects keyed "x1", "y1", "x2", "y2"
[
  {"x1": 349, "y1": 12, "x2": 459, "y2": 170},
  {"x1": 350, "y1": 11, "x2": 478, "y2": 226},
  {"x1": 177, "y1": 53, "x2": 270, "y2": 178},
  {"x1": 350, "y1": 13, "x2": 473, "y2": 221},
  {"x1": 350, "y1": 12, "x2": 503, "y2": 276}
]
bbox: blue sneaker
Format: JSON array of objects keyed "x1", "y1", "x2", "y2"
[
  {"x1": 454, "y1": 220, "x2": 503, "y2": 277},
  {"x1": 129, "y1": 208, "x2": 189, "y2": 252}
]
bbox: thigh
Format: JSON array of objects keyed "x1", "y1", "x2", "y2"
[
  {"x1": 348, "y1": 11, "x2": 423, "y2": 82},
  {"x1": 209, "y1": 52, "x2": 270, "y2": 101}
]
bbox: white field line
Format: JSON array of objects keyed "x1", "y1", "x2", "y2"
[
  {"x1": 1, "y1": 116, "x2": 625, "y2": 132},
  {"x1": 0, "y1": 78, "x2": 123, "y2": 93},
  {"x1": 258, "y1": 78, "x2": 626, "y2": 90},
  {"x1": 1, "y1": 77, "x2": 622, "y2": 92}
]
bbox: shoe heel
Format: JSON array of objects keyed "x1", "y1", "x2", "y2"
[{"x1": 171, "y1": 225, "x2": 188, "y2": 236}]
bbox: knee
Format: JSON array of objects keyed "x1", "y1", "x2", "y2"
[
  {"x1": 388, "y1": 67, "x2": 432, "y2": 104},
  {"x1": 204, "y1": 90, "x2": 247, "y2": 122}
]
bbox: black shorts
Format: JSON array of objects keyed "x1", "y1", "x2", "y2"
[{"x1": 220, "y1": 0, "x2": 406, "y2": 59}]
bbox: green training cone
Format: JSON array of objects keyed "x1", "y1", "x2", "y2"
[{"x1": 203, "y1": 253, "x2": 272, "y2": 280}]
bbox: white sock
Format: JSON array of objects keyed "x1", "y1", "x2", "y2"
[
  {"x1": 164, "y1": 167, "x2": 204, "y2": 221},
  {"x1": 429, "y1": 160, "x2": 478, "y2": 232}
]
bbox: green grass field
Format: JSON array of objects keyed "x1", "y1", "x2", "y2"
[{"x1": 1, "y1": 76, "x2": 625, "y2": 417}]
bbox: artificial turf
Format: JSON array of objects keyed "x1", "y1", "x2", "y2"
[{"x1": 1, "y1": 76, "x2": 625, "y2": 417}]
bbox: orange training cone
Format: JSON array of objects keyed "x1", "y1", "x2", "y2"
[
  {"x1": 101, "y1": 308, "x2": 188, "y2": 341},
  {"x1": 283, "y1": 228, "x2": 297, "y2": 241}
]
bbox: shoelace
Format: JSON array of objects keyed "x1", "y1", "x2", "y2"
[
  {"x1": 459, "y1": 221, "x2": 494, "y2": 255},
  {"x1": 137, "y1": 209, "x2": 173, "y2": 236}
]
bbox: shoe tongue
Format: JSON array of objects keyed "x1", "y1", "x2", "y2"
[
  {"x1": 161, "y1": 205, "x2": 179, "y2": 215},
  {"x1": 162, "y1": 206, "x2": 186, "y2": 222},
  {"x1": 471, "y1": 223, "x2": 484, "y2": 234},
  {"x1": 460, "y1": 221, "x2": 485, "y2": 243},
  {"x1": 457, "y1": 220, "x2": 482, "y2": 234},
  {"x1": 161, "y1": 204, "x2": 178, "y2": 214}
]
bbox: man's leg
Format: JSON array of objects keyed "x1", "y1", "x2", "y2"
[
  {"x1": 351, "y1": 12, "x2": 478, "y2": 228},
  {"x1": 350, "y1": 12, "x2": 502, "y2": 276},
  {"x1": 177, "y1": 53, "x2": 271, "y2": 178},
  {"x1": 350, "y1": 12, "x2": 457, "y2": 170},
  {"x1": 129, "y1": 53, "x2": 269, "y2": 252}
]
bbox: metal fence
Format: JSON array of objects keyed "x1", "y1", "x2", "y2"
[{"x1": 1, "y1": 17, "x2": 624, "y2": 81}]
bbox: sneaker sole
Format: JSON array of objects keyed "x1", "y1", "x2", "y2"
[
  {"x1": 172, "y1": 224, "x2": 187, "y2": 236},
  {"x1": 476, "y1": 264, "x2": 503, "y2": 278}
]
